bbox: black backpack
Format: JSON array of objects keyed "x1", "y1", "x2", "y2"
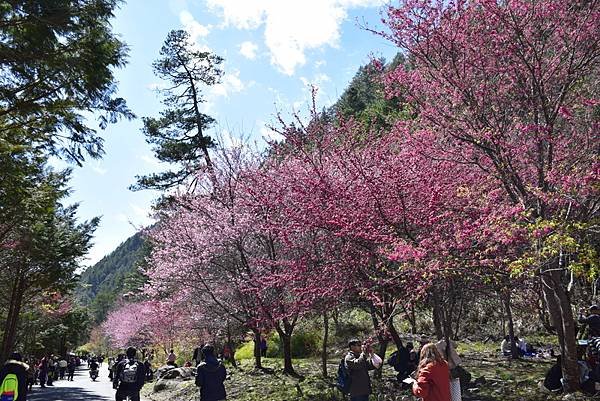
[{"x1": 336, "y1": 357, "x2": 351, "y2": 394}]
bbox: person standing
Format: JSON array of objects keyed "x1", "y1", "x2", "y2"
[
  {"x1": 143, "y1": 358, "x2": 153, "y2": 381},
  {"x1": 67, "y1": 358, "x2": 76, "y2": 381},
  {"x1": 411, "y1": 343, "x2": 451, "y2": 401},
  {"x1": 344, "y1": 339, "x2": 381, "y2": 401},
  {"x1": 166, "y1": 350, "x2": 177, "y2": 367},
  {"x1": 37, "y1": 357, "x2": 48, "y2": 388},
  {"x1": 259, "y1": 336, "x2": 267, "y2": 358},
  {"x1": 0, "y1": 352, "x2": 29, "y2": 401},
  {"x1": 195, "y1": 345, "x2": 226, "y2": 401},
  {"x1": 192, "y1": 346, "x2": 203, "y2": 367},
  {"x1": 46, "y1": 357, "x2": 56, "y2": 386},
  {"x1": 113, "y1": 347, "x2": 145, "y2": 401},
  {"x1": 58, "y1": 357, "x2": 67, "y2": 380}
]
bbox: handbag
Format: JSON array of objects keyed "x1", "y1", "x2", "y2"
[{"x1": 450, "y1": 378, "x2": 462, "y2": 401}]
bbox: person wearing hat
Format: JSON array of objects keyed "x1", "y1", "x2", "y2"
[
  {"x1": 344, "y1": 339, "x2": 381, "y2": 401},
  {"x1": 578, "y1": 305, "x2": 600, "y2": 338},
  {"x1": 0, "y1": 352, "x2": 29, "y2": 401},
  {"x1": 195, "y1": 345, "x2": 226, "y2": 401}
]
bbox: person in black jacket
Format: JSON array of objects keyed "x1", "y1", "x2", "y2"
[
  {"x1": 0, "y1": 352, "x2": 29, "y2": 401},
  {"x1": 579, "y1": 305, "x2": 600, "y2": 338},
  {"x1": 387, "y1": 341, "x2": 411, "y2": 381},
  {"x1": 544, "y1": 355, "x2": 562, "y2": 392},
  {"x1": 113, "y1": 347, "x2": 146, "y2": 401},
  {"x1": 195, "y1": 345, "x2": 226, "y2": 401}
]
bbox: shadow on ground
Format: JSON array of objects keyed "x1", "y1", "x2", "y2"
[{"x1": 28, "y1": 386, "x2": 114, "y2": 401}]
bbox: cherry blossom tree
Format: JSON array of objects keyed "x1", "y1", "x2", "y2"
[{"x1": 378, "y1": 0, "x2": 600, "y2": 390}]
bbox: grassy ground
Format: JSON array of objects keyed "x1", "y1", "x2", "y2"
[{"x1": 142, "y1": 338, "x2": 578, "y2": 401}]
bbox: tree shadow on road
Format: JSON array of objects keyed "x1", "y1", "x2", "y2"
[{"x1": 28, "y1": 385, "x2": 114, "y2": 401}]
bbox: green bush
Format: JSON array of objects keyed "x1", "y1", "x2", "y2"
[
  {"x1": 234, "y1": 341, "x2": 255, "y2": 360},
  {"x1": 265, "y1": 330, "x2": 321, "y2": 358}
]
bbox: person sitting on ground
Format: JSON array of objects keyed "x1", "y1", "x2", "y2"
[
  {"x1": 411, "y1": 343, "x2": 451, "y2": 401},
  {"x1": 579, "y1": 305, "x2": 600, "y2": 338},
  {"x1": 544, "y1": 355, "x2": 563, "y2": 392},
  {"x1": 113, "y1": 347, "x2": 146, "y2": 401},
  {"x1": 0, "y1": 352, "x2": 29, "y2": 401},
  {"x1": 195, "y1": 345, "x2": 227, "y2": 401},
  {"x1": 500, "y1": 336, "x2": 512, "y2": 356},
  {"x1": 166, "y1": 349, "x2": 177, "y2": 367}
]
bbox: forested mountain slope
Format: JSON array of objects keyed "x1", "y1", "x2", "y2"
[{"x1": 77, "y1": 232, "x2": 147, "y2": 323}]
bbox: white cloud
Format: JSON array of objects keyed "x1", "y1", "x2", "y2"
[
  {"x1": 147, "y1": 82, "x2": 168, "y2": 91},
  {"x1": 211, "y1": 69, "x2": 245, "y2": 98},
  {"x1": 206, "y1": 0, "x2": 386, "y2": 75},
  {"x1": 239, "y1": 41, "x2": 258, "y2": 59},
  {"x1": 139, "y1": 154, "x2": 162, "y2": 170},
  {"x1": 90, "y1": 161, "x2": 107, "y2": 175},
  {"x1": 179, "y1": 10, "x2": 210, "y2": 43}
]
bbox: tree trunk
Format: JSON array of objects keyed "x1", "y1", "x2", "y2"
[
  {"x1": 252, "y1": 329, "x2": 262, "y2": 369},
  {"x1": 332, "y1": 308, "x2": 341, "y2": 335},
  {"x1": 368, "y1": 304, "x2": 388, "y2": 379},
  {"x1": 321, "y1": 311, "x2": 329, "y2": 378},
  {"x1": 409, "y1": 304, "x2": 417, "y2": 335},
  {"x1": 387, "y1": 319, "x2": 403, "y2": 350},
  {"x1": 502, "y1": 292, "x2": 519, "y2": 360},
  {"x1": 1, "y1": 275, "x2": 24, "y2": 363},
  {"x1": 276, "y1": 325, "x2": 295, "y2": 375},
  {"x1": 541, "y1": 269, "x2": 580, "y2": 392},
  {"x1": 226, "y1": 321, "x2": 237, "y2": 367},
  {"x1": 432, "y1": 292, "x2": 444, "y2": 340}
]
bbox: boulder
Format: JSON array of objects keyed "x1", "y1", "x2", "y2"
[
  {"x1": 156, "y1": 365, "x2": 176, "y2": 379},
  {"x1": 153, "y1": 378, "x2": 178, "y2": 392},
  {"x1": 162, "y1": 367, "x2": 194, "y2": 380}
]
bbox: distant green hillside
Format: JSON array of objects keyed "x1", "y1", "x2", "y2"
[{"x1": 77, "y1": 232, "x2": 148, "y2": 323}]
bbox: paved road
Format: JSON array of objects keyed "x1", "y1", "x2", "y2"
[{"x1": 28, "y1": 365, "x2": 117, "y2": 401}]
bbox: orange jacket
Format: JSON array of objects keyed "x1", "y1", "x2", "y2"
[{"x1": 412, "y1": 361, "x2": 451, "y2": 401}]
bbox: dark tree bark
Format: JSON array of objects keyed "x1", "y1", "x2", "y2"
[
  {"x1": 275, "y1": 318, "x2": 297, "y2": 376},
  {"x1": 432, "y1": 291, "x2": 444, "y2": 340},
  {"x1": 321, "y1": 311, "x2": 329, "y2": 378},
  {"x1": 1, "y1": 274, "x2": 25, "y2": 363},
  {"x1": 541, "y1": 268, "x2": 579, "y2": 392}
]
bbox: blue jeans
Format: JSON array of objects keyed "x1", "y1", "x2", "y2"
[{"x1": 350, "y1": 396, "x2": 369, "y2": 401}]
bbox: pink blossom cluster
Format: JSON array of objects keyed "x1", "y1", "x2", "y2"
[{"x1": 114, "y1": 1, "x2": 599, "y2": 360}]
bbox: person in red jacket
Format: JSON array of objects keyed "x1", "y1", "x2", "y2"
[{"x1": 412, "y1": 343, "x2": 451, "y2": 401}]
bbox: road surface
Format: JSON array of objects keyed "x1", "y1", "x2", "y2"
[{"x1": 28, "y1": 365, "x2": 118, "y2": 401}]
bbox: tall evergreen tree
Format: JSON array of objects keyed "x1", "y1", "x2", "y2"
[
  {"x1": 0, "y1": 0, "x2": 133, "y2": 164},
  {"x1": 133, "y1": 29, "x2": 224, "y2": 191}
]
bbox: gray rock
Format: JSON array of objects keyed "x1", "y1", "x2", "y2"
[
  {"x1": 153, "y1": 378, "x2": 178, "y2": 392},
  {"x1": 162, "y1": 367, "x2": 194, "y2": 380},
  {"x1": 156, "y1": 365, "x2": 175, "y2": 379}
]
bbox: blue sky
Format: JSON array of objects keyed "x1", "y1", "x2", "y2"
[{"x1": 69, "y1": 0, "x2": 398, "y2": 266}]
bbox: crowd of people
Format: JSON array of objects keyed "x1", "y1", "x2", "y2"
[
  {"x1": 337, "y1": 338, "x2": 468, "y2": 401},
  {"x1": 8, "y1": 313, "x2": 600, "y2": 401},
  {"x1": 0, "y1": 352, "x2": 80, "y2": 400}
]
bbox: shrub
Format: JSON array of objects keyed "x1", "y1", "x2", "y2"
[{"x1": 234, "y1": 341, "x2": 255, "y2": 360}]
